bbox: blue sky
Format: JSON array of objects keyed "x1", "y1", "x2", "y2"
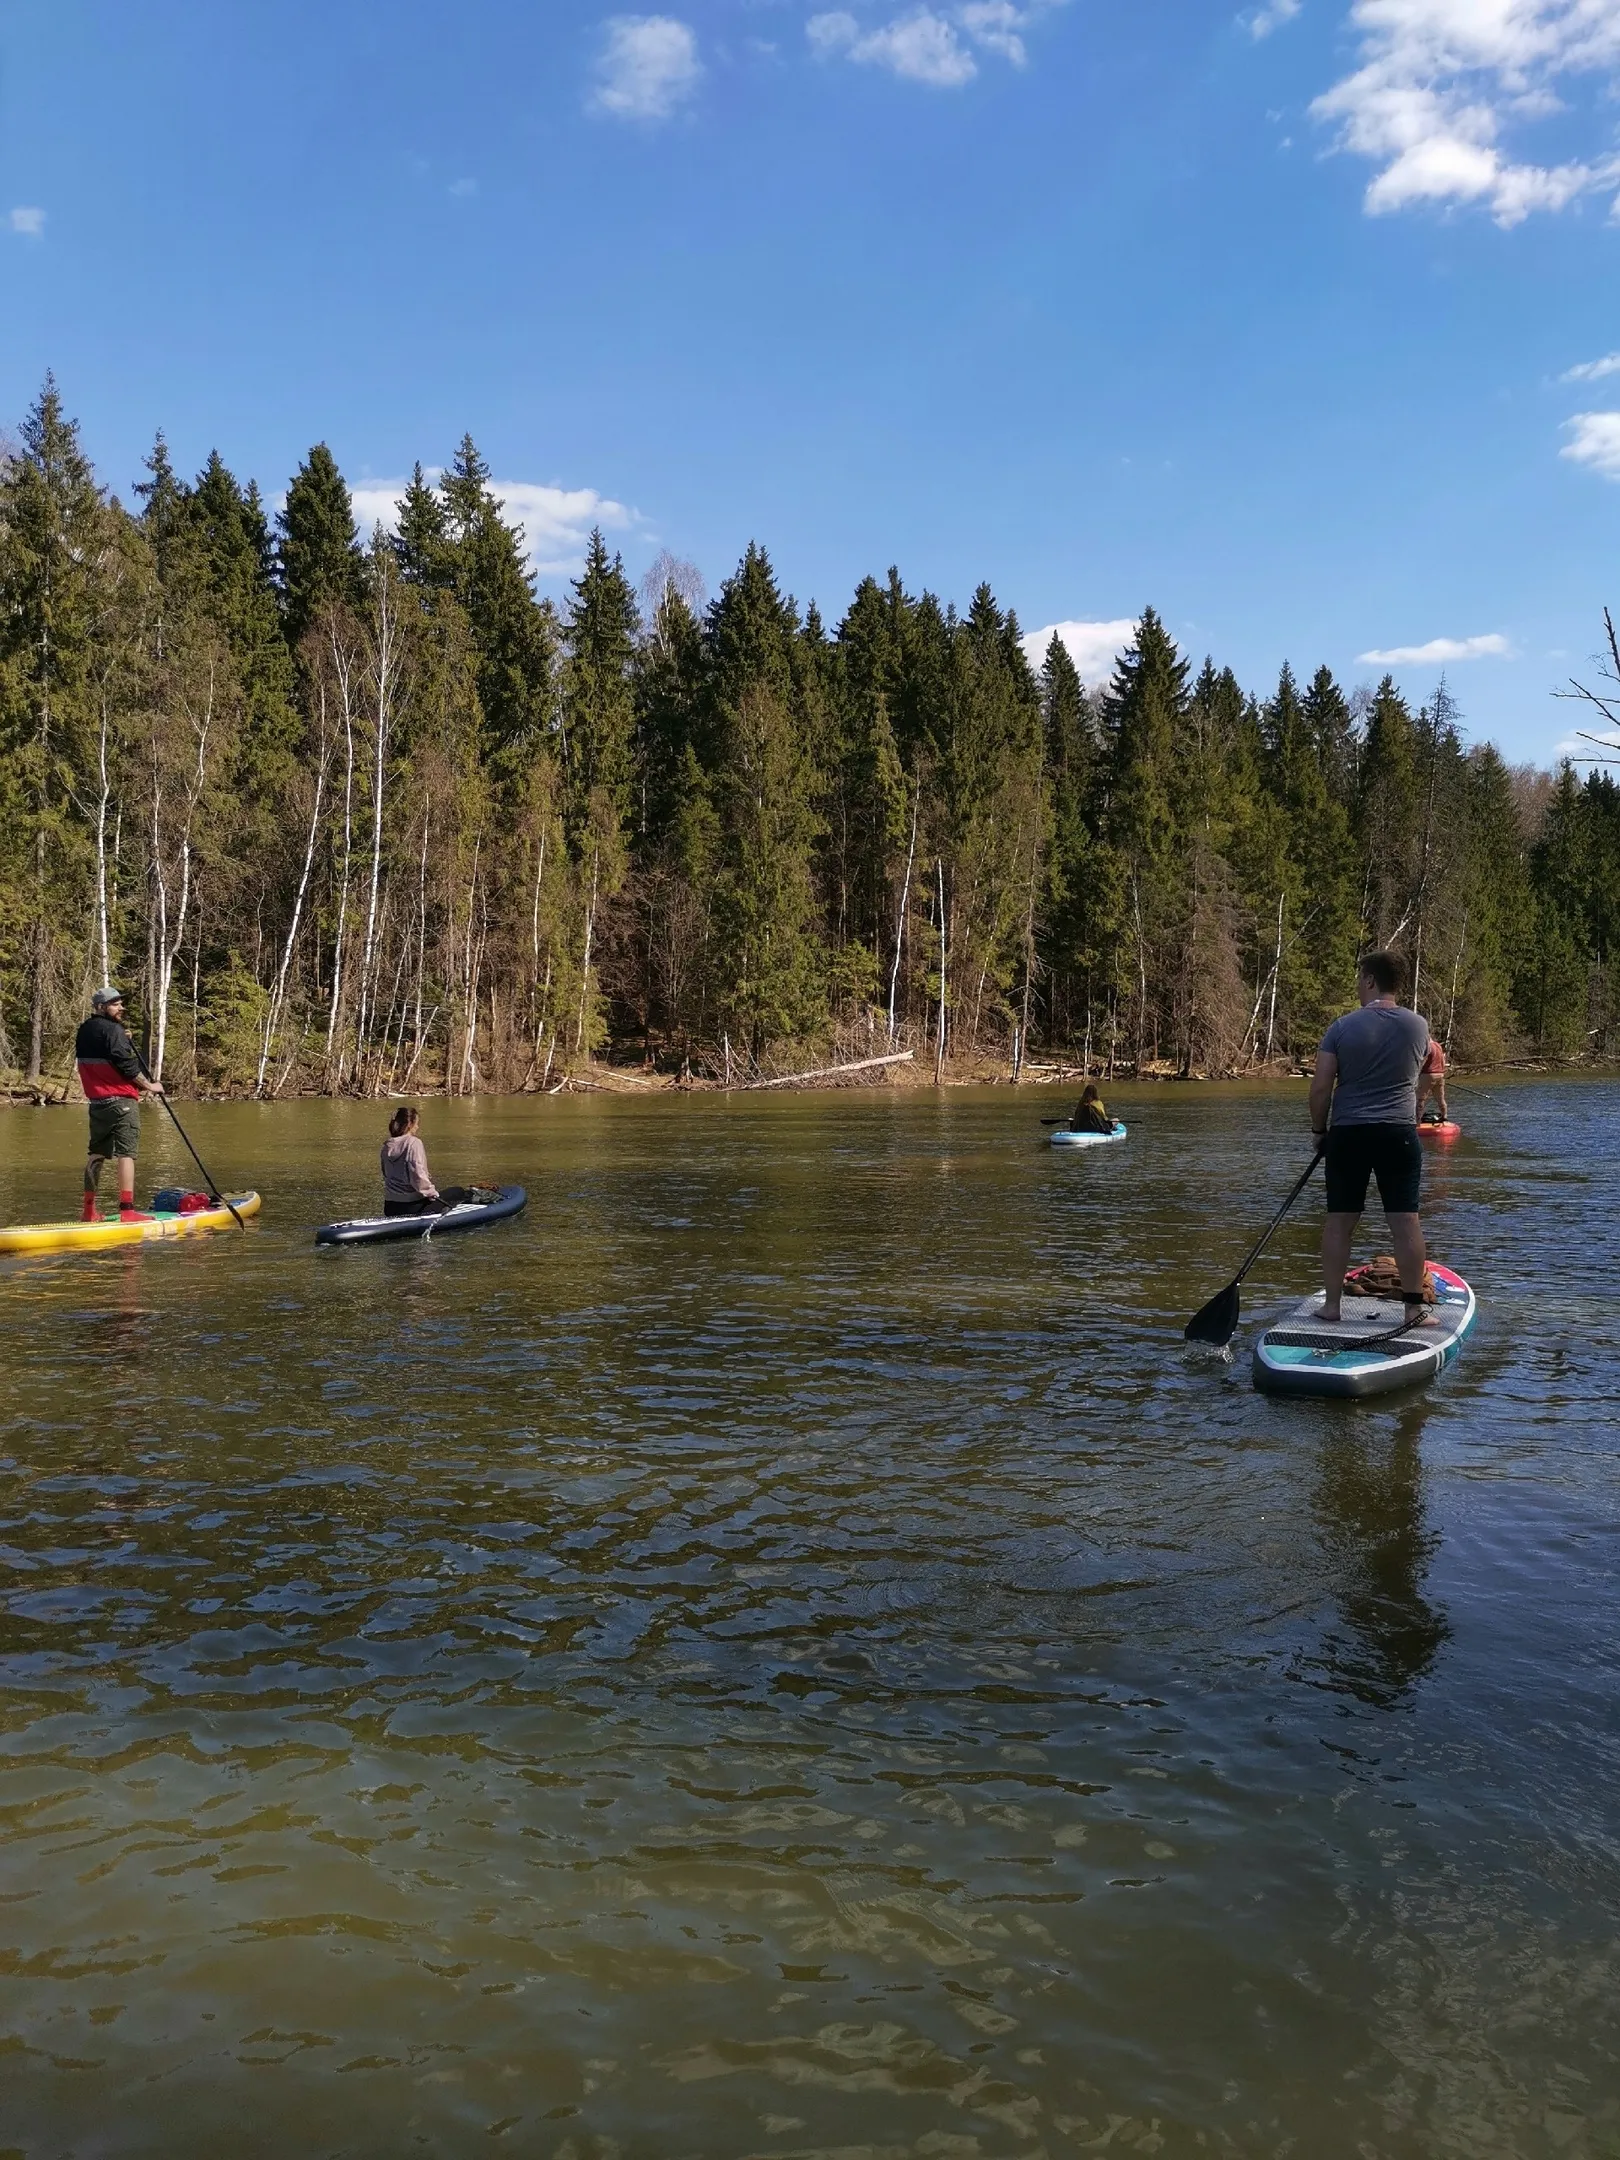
[{"x1": 3, "y1": 0, "x2": 1618, "y2": 762}]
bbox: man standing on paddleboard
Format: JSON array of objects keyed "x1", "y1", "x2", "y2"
[
  {"x1": 1308, "y1": 950, "x2": 1431, "y2": 1327},
  {"x1": 75, "y1": 988, "x2": 164, "y2": 1222}
]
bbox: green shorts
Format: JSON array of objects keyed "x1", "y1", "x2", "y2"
[{"x1": 88, "y1": 1098, "x2": 142, "y2": 1159}]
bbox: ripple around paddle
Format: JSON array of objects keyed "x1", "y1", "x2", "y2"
[{"x1": 1, "y1": 1077, "x2": 1617, "y2": 2156}]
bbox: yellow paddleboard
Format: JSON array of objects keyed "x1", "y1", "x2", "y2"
[{"x1": 0, "y1": 1192, "x2": 261, "y2": 1256}]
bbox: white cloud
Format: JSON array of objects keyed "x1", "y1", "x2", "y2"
[
  {"x1": 1561, "y1": 409, "x2": 1620, "y2": 478},
  {"x1": 1247, "y1": 0, "x2": 1302, "y2": 39},
  {"x1": 7, "y1": 206, "x2": 45, "y2": 238},
  {"x1": 1563, "y1": 351, "x2": 1620, "y2": 382},
  {"x1": 349, "y1": 475, "x2": 641, "y2": 579},
  {"x1": 1356, "y1": 633, "x2": 1513, "y2": 665},
  {"x1": 1021, "y1": 617, "x2": 1139, "y2": 685},
  {"x1": 590, "y1": 15, "x2": 702, "y2": 120},
  {"x1": 810, "y1": 9, "x2": 977, "y2": 85},
  {"x1": 808, "y1": 3, "x2": 1059, "y2": 85},
  {"x1": 958, "y1": 3, "x2": 1029, "y2": 65},
  {"x1": 1311, "y1": 0, "x2": 1620, "y2": 227}
]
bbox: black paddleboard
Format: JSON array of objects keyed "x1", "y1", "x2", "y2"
[{"x1": 315, "y1": 1184, "x2": 527, "y2": 1247}]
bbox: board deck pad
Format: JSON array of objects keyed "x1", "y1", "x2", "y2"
[{"x1": 1253, "y1": 1261, "x2": 1475, "y2": 1399}]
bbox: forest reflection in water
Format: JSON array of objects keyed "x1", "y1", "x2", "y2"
[{"x1": 0, "y1": 1077, "x2": 1616, "y2": 2158}]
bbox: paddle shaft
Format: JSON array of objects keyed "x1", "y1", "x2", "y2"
[{"x1": 133, "y1": 1052, "x2": 247, "y2": 1230}]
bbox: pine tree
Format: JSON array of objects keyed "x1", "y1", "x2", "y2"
[{"x1": 277, "y1": 443, "x2": 363, "y2": 650}]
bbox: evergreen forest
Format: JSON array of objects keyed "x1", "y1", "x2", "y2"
[{"x1": 2, "y1": 378, "x2": 1616, "y2": 1098}]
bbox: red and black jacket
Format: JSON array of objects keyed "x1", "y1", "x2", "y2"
[{"x1": 75, "y1": 1014, "x2": 143, "y2": 1101}]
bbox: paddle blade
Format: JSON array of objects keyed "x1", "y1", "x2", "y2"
[{"x1": 1184, "y1": 1281, "x2": 1241, "y2": 1346}]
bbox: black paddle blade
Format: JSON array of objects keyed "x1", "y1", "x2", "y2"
[{"x1": 1184, "y1": 1280, "x2": 1241, "y2": 1346}]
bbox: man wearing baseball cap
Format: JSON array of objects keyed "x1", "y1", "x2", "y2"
[{"x1": 75, "y1": 988, "x2": 165, "y2": 1221}]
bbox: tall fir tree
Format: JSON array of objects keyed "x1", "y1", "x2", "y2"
[
  {"x1": 277, "y1": 443, "x2": 363, "y2": 650},
  {"x1": 0, "y1": 376, "x2": 110, "y2": 1076},
  {"x1": 439, "y1": 435, "x2": 556, "y2": 770}
]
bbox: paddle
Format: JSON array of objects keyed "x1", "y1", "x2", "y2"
[
  {"x1": 134, "y1": 1053, "x2": 248, "y2": 1230},
  {"x1": 1183, "y1": 1146, "x2": 1324, "y2": 1347}
]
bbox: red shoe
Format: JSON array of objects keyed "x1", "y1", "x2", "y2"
[
  {"x1": 81, "y1": 1194, "x2": 100, "y2": 1222},
  {"x1": 118, "y1": 1203, "x2": 155, "y2": 1223}
]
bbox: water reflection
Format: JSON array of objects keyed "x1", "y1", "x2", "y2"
[{"x1": 1304, "y1": 1401, "x2": 1450, "y2": 1705}]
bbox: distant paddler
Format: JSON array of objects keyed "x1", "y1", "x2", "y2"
[
  {"x1": 1417, "y1": 1036, "x2": 1450, "y2": 1126},
  {"x1": 380, "y1": 1106, "x2": 485, "y2": 1218},
  {"x1": 1069, "y1": 1082, "x2": 1113, "y2": 1134},
  {"x1": 76, "y1": 987, "x2": 165, "y2": 1222},
  {"x1": 1308, "y1": 949, "x2": 1433, "y2": 1327}
]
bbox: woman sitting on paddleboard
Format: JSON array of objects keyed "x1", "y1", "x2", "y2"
[
  {"x1": 1071, "y1": 1083, "x2": 1112, "y2": 1134},
  {"x1": 381, "y1": 1107, "x2": 481, "y2": 1217}
]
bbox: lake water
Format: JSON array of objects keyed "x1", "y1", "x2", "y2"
[{"x1": 2, "y1": 1080, "x2": 1617, "y2": 2159}]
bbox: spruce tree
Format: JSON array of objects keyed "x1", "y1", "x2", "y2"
[
  {"x1": 1356, "y1": 677, "x2": 1421, "y2": 947},
  {"x1": 0, "y1": 376, "x2": 110, "y2": 1077},
  {"x1": 277, "y1": 443, "x2": 363, "y2": 650},
  {"x1": 189, "y1": 451, "x2": 298, "y2": 777},
  {"x1": 439, "y1": 435, "x2": 556, "y2": 767},
  {"x1": 561, "y1": 529, "x2": 640, "y2": 849},
  {"x1": 393, "y1": 462, "x2": 453, "y2": 590},
  {"x1": 1303, "y1": 664, "x2": 1357, "y2": 808}
]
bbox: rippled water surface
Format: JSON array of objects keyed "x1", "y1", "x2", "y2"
[{"x1": 2, "y1": 1079, "x2": 1618, "y2": 2159}]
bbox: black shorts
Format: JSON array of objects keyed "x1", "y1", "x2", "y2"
[{"x1": 1325, "y1": 1124, "x2": 1422, "y2": 1216}]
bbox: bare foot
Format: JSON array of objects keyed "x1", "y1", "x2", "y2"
[{"x1": 1321, "y1": 1304, "x2": 1342, "y2": 1323}]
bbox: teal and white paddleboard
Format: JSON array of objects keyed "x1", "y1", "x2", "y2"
[
  {"x1": 1050, "y1": 1121, "x2": 1128, "y2": 1149},
  {"x1": 1253, "y1": 1261, "x2": 1475, "y2": 1399}
]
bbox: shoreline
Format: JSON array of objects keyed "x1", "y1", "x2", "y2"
[{"x1": 3, "y1": 1052, "x2": 1612, "y2": 1110}]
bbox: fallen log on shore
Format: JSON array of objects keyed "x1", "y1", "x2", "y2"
[{"x1": 741, "y1": 1051, "x2": 915, "y2": 1091}]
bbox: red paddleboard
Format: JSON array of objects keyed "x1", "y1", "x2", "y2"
[{"x1": 1419, "y1": 1120, "x2": 1461, "y2": 1141}]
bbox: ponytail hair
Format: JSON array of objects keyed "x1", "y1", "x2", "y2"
[{"x1": 388, "y1": 1105, "x2": 419, "y2": 1138}]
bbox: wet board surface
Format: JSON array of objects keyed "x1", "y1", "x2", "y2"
[
  {"x1": 1253, "y1": 1260, "x2": 1475, "y2": 1399},
  {"x1": 0, "y1": 1193, "x2": 261, "y2": 1257},
  {"x1": 315, "y1": 1183, "x2": 527, "y2": 1246},
  {"x1": 1050, "y1": 1121, "x2": 1128, "y2": 1149}
]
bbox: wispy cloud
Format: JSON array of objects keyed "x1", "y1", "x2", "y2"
[
  {"x1": 807, "y1": 3, "x2": 1057, "y2": 87},
  {"x1": 1356, "y1": 633, "x2": 1512, "y2": 665},
  {"x1": 1311, "y1": 0, "x2": 1620, "y2": 227},
  {"x1": 1246, "y1": 0, "x2": 1302, "y2": 40},
  {"x1": 350, "y1": 475, "x2": 641, "y2": 579},
  {"x1": 1562, "y1": 351, "x2": 1620, "y2": 383},
  {"x1": 1021, "y1": 617, "x2": 1139, "y2": 685},
  {"x1": 6, "y1": 206, "x2": 45, "y2": 238},
  {"x1": 809, "y1": 9, "x2": 977, "y2": 85},
  {"x1": 590, "y1": 15, "x2": 702, "y2": 120},
  {"x1": 1561, "y1": 410, "x2": 1620, "y2": 479}
]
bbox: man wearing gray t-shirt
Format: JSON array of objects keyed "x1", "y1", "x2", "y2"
[{"x1": 1307, "y1": 949, "x2": 1431, "y2": 1323}]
